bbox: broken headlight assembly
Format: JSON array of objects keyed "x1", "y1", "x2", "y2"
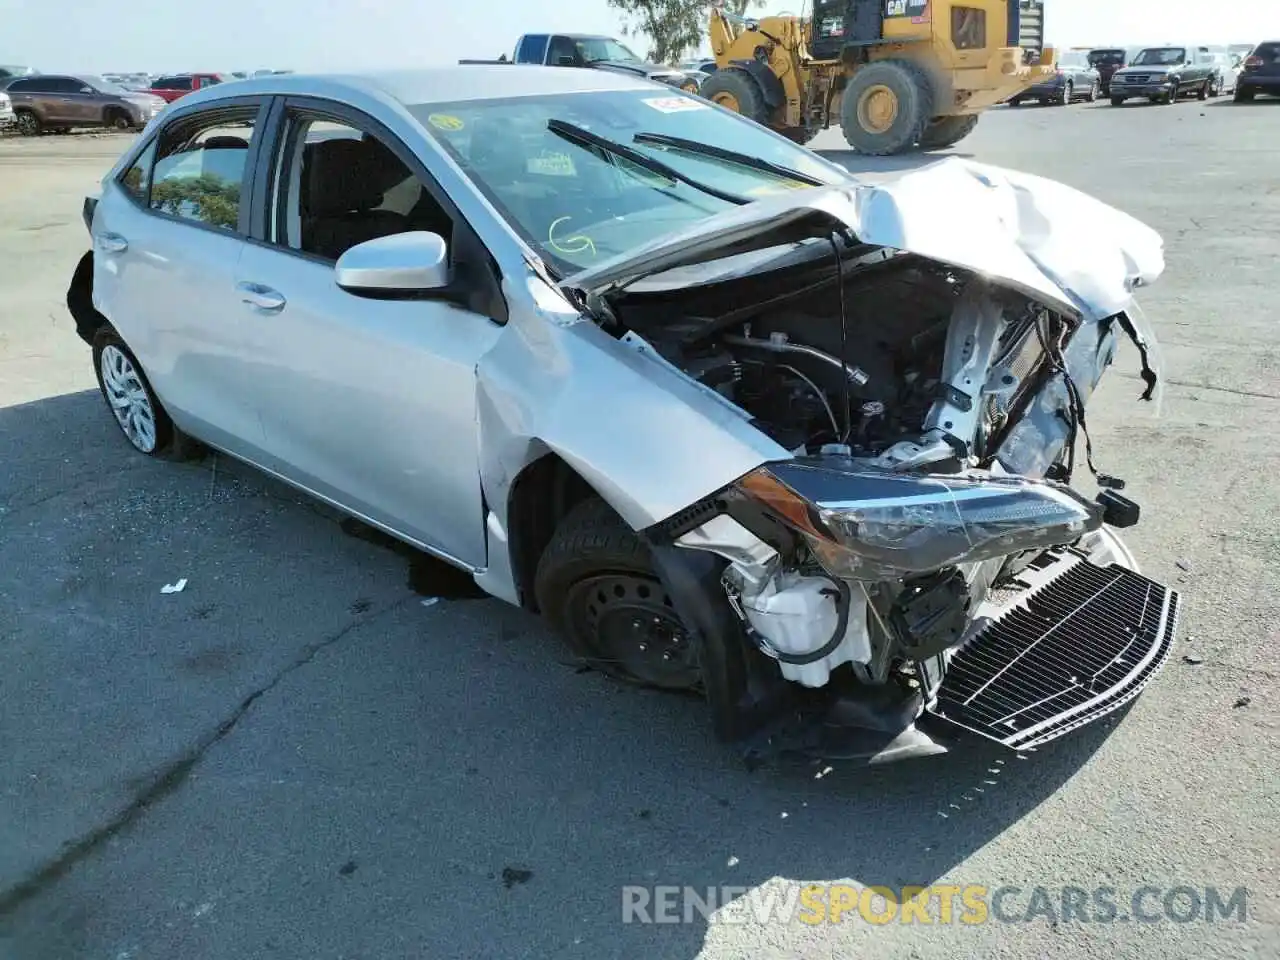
[{"x1": 735, "y1": 460, "x2": 1104, "y2": 581}]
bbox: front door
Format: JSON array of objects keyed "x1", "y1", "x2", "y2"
[{"x1": 234, "y1": 107, "x2": 503, "y2": 567}]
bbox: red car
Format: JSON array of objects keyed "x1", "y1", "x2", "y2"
[{"x1": 144, "y1": 73, "x2": 225, "y2": 103}]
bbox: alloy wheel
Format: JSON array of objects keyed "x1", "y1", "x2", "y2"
[{"x1": 99, "y1": 344, "x2": 158, "y2": 452}]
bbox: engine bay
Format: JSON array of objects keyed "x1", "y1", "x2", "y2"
[{"x1": 607, "y1": 244, "x2": 1065, "y2": 468}]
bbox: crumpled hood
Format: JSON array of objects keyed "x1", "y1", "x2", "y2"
[{"x1": 563, "y1": 157, "x2": 1165, "y2": 321}]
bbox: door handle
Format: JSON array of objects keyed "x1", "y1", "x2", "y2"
[
  {"x1": 95, "y1": 232, "x2": 129, "y2": 254},
  {"x1": 237, "y1": 281, "x2": 287, "y2": 313}
]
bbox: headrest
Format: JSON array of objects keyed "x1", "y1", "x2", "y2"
[{"x1": 306, "y1": 137, "x2": 403, "y2": 216}]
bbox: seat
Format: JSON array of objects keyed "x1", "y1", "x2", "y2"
[{"x1": 301, "y1": 137, "x2": 410, "y2": 260}]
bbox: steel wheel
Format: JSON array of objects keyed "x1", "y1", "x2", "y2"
[
  {"x1": 99, "y1": 344, "x2": 158, "y2": 453},
  {"x1": 564, "y1": 572, "x2": 700, "y2": 690},
  {"x1": 857, "y1": 84, "x2": 900, "y2": 133}
]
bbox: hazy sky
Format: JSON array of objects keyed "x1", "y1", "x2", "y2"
[{"x1": 3, "y1": 0, "x2": 1275, "y2": 74}]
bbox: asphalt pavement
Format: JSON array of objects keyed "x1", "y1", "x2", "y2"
[{"x1": 1, "y1": 96, "x2": 1277, "y2": 959}]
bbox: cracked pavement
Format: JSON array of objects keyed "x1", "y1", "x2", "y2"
[{"x1": 1, "y1": 99, "x2": 1278, "y2": 959}]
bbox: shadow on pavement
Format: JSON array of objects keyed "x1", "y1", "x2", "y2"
[{"x1": 0, "y1": 389, "x2": 1127, "y2": 960}]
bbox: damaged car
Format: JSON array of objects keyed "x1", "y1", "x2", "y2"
[{"x1": 68, "y1": 66, "x2": 1180, "y2": 764}]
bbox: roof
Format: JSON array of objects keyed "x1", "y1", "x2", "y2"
[{"x1": 183, "y1": 65, "x2": 664, "y2": 106}]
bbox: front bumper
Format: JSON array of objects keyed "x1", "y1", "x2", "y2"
[
  {"x1": 924, "y1": 538, "x2": 1180, "y2": 750},
  {"x1": 1110, "y1": 80, "x2": 1176, "y2": 98}
]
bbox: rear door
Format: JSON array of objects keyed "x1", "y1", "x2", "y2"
[
  {"x1": 91, "y1": 96, "x2": 275, "y2": 461},
  {"x1": 13, "y1": 76, "x2": 65, "y2": 124}
]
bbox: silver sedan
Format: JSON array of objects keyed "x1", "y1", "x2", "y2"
[{"x1": 68, "y1": 65, "x2": 1181, "y2": 765}]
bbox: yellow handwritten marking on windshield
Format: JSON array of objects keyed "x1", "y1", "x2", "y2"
[
  {"x1": 427, "y1": 114, "x2": 465, "y2": 132},
  {"x1": 548, "y1": 216, "x2": 596, "y2": 258},
  {"x1": 747, "y1": 180, "x2": 815, "y2": 196}
]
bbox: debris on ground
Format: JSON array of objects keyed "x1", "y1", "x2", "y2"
[
  {"x1": 1182, "y1": 655, "x2": 1204, "y2": 665},
  {"x1": 161, "y1": 578, "x2": 188, "y2": 594},
  {"x1": 1233, "y1": 697, "x2": 1252, "y2": 709},
  {"x1": 501, "y1": 866, "x2": 533, "y2": 888},
  {"x1": 420, "y1": 597, "x2": 440, "y2": 608},
  {"x1": 1176, "y1": 559, "x2": 1193, "y2": 572},
  {"x1": 338, "y1": 859, "x2": 357, "y2": 876}
]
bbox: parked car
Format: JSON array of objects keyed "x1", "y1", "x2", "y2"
[
  {"x1": 1236, "y1": 41, "x2": 1280, "y2": 100},
  {"x1": 67, "y1": 67, "x2": 1179, "y2": 763},
  {"x1": 5, "y1": 74, "x2": 166, "y2": 135},
  {"x1": 1207, "y1": 51, "x2": 1242, "y2": 94},
  {"x1": 1108, "y1": 45, "x2": 1217, "y2": 104},
  {"x1": 679, "y1": 58, "x2": 719, "y2": 75},
  {"x1": 464, "y1": 34, "x2": 702, "y2": 93},
  {"x1": 144, "y1": 73, "x2": 226, "y2": 103},
  {"x1": 1008, "y1": 50, "x2": 1100, "y2": 105},
  {"x1": 1086, "y1": 47, "x2": 1129, "y2": 96}
]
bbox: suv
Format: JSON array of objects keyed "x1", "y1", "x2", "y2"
[
  {"x1": 1236, "y1": 42, "x2": 1280, "y2": 100},
  {"x1": 5, "y1": 74, "x2": 166, "y2": 136},
  {"x1": 144, "y1": 73, "x2": 225, "y2": 103},
  {"x1": 1087, "y1": 48, "x2": 1129, "y2": 96},
  {"x1": 507, "y1": 34, "x2": 701, "y2": 92}
]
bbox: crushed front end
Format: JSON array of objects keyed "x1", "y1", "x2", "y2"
[{"x1": 567, "y1": 160, "x2": 1180, "y2": 763}]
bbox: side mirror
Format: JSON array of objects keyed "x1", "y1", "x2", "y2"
[{"x1": 334, "y1": 232, "x2": 450, "y2": 295}]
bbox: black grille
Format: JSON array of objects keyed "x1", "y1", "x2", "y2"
[{"x1": 930, "y1": 559, "x2": 1180, "y2": 750}]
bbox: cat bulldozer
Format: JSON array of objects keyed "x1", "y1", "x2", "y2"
[{"x1": 702, "y1": 0, "x2": 1056, "y2": 154}]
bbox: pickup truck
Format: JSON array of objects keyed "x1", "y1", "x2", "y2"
[{"x1": 462, "y1": 34, "x2": 702, "y2": 93}]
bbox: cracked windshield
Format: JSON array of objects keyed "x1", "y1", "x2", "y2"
[{"x1": 416, "y1": 90, "x2": 848, "y2": 273}]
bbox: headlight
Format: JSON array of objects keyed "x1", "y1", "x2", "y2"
[{"x1": 736, "y1": 461, "x2": 1102, "y2": 581}]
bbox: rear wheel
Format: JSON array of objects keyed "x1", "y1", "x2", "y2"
[
  {"x1": 104, "y1": 108, "x2": 132, "y2": 130},
  {"x1": 918, "y1": 114, "x2": 979, "y2": 150},
  {"x1": 91, "y1": 327, "x2": 202, "y2": 460},
  {"x1": 839, "y1": 59, "x2": 933, "y2": 155},
  {"x1": 1235, "y1": 86, "x2": 1256, "y2": 102},
  {"x1": 699, "y1": 68, "x2": 769, "y2": 125},
  {"x1": 1086, "y1": 79, "x2": 1099, "y2": 102},
  {"x1": 15, "y1": 110, "x2": 41, "y2": 136},
  {"x1": 534, "y1": 498, "x2": 702, "y2": 692},
  {"x1": 1197, "y1": 78, "x2": 1210, "y2": 100},
  {"x1": 1059, "y1": 81, "x2": 1074, "y2": 105},
  {"x1": 1110, "y1": 96, "x2": 1125, "y2": 106}
]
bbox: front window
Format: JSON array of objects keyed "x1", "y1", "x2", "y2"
[
  {"x1": 1058, "y1": 52, "x2": 1088, "y2": 69},
  {"x1": 84, "y1": 76, "x2": 130, "y2": 95},
  {"x1": 1132, "y1": 47, "x2": 1186, "y2": 66},
  {"x1": 415, "y1": 90, "x2": 849, "y2": 275},
  {"x1": 574, "y1": 38, "x2": 641, "y2": 63}
]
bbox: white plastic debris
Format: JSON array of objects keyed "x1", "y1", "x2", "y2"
[
  {"x1": 420, "y1": 597, "x2": 440, "y2": 608},
  {"x1": 161, "y1": 579, "x2": 188, "y2": 594},
  {"x1": 727, "y1": 856, "x2": 740, "y2": 867}
]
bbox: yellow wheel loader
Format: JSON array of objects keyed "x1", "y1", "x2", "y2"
[{"x1": 702, "y1": 0, "x2": 1057, "y2": 154}]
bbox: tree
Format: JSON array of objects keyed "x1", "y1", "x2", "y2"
[{"x1": 606, "y1": 0, "x2": 761, "y2": 65}]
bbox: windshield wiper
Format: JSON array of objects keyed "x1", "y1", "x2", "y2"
[
  {"x1": 632, "y1": 133, "x2": 827, "y2": 187},
  {"x1": 546, "y1": 119, "x2": 748, "y2": 205}
]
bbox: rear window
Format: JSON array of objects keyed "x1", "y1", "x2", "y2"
[
  {"x1": 1253, "y1": 43, "x2": 1280, "y2": 60},
  {"x1": 1088, "y1": 49, "x2": 1126, "y2": 65}
]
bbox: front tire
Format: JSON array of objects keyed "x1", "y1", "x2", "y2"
[
  {"x1": 1111, "y1": 96, "x2": 1125, "y2": 106},
  {"x1": 92, "y1": 327, "x2": 201, "y2": 460},
  {"x1": 15, "y1": 110, "x2": 41, "y2": 136},
  {"x1": 1197, "y1": 78, "x2": 1210, "y2": 100},
  {"x1": 1060, "y1": 81, "x2": 1074, "y2": 105},
  {"x1": 534, "y1": 498, "x2": 702, "y2": 692},
  {"x1": 839, "y1": 59, "x2": 933, "y2": 155},
  {"x1": 1086, "y1": 79, "x2": 1099, "y2": 102},
  {"x1": 104, "y1": 108, "x2": 132, "y2": 130}
]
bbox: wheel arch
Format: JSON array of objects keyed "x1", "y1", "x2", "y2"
[{"x1": 67, "y1": 250, "x2": 110, "y2": 345}]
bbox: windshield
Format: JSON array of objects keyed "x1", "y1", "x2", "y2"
[
  {"x1": 1133, "y1": 47, "x2": 1186, "y2": 65},
  {"x1": 574, "y1": 38, "x2": 641, "y2": 63},
  {"x1": 1088, "y1": 49, "x2": 1126, "y2": 66},
  {"x1": 1058, "y1": 52, "x2": 1089, "y2": 68},
  {"x1": 415, "y1": 90, "x2": 849, "y2": 275}
]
